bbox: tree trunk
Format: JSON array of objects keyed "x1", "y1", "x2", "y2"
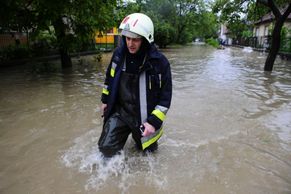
[
  {"x1": 258, "y1": 1, "x2": 291, "y2": 72},
  {"x1": 53, "y1": 17, "x2": 72, "y2": 68},
  {"x1": 264, "y1": 19, "x2": 283, "y2": 71},
  {"x1": 60, "y1": 48, "x2": 72, "y2": 68}
]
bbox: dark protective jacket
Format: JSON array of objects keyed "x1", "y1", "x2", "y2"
[{"x1": 101, "y1": 42, "x2": 172, "y2": 130}]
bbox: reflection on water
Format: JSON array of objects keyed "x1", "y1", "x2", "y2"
[{"x1": 0, "y1": 46, "x2": 291, "y2": 194}]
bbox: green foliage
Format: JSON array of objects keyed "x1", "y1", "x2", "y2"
[
  {"x1": 212, "y1": 0, "x2": 290, "y2": 37},
  {"x1": 179, "y1": 30, "x2": 193, "y2": 44},
  {"x1": 154, "y1": 22, "x2": 176, "y2": 48},
  {"x1": 115, "y1": 1, "x2": 142, "y2": 25},
  {"x1": 0, "y1": 0, "x2": 36, "y2": 32},
  {"x1": 212, "y1": 0, "x2": 252, "y2": 39},
  {"x1": 247, "y1": 2, "x2": 269, "y2": 22},
  {"x1": 118, "y1": 0, "x2": 218, "y2": 47},
  {"x1": 1, "y1": 0, "x2": 221, "y2": 57},
  {"x1": 0, "y1": 0, "x2": 116, "y2": 54},
  {"x1": 0, "y1": 45, "x2": 32, "y2": 61},
  {"x1": 280, "y1": 27, "x2": 291, "y2": 52},
  {"x1": 212, "y1": 0, "x2": 247, "y2": 23},
  {"x1": 229, "y1": 20, "x2": 250, "y2": 39},
  {"x1": 30, "y1": 28, "x2": 57, "y2": 55},
  {"x1": 192, "y1": 11, "x2": 218, "y2": 39},
  {"x1": 206, "y1": 38, "x2": 219, "y2": 48},
  {"x1": 242, "y1": 30, "x2": 253, "y2": 38}
]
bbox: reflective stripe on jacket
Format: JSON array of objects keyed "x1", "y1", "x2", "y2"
[{"x1": 101, "y1": 42, "x2": 172, "y2": 130}]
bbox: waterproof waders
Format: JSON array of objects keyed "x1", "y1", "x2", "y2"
[{"x1": 98, "y1": 71, "x2": 157, "y2": 157}]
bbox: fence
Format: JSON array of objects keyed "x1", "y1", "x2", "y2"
[
  {"x1": 0, "y1": 33, "x2": 28, "y2": 49},
  {"x1": 233, "y1": 35, "x2": 291, "y2": 53}
]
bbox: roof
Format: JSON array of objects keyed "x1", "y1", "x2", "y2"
[{"x1": 254, "y1": 6, "x2": 291, "y2": 25}]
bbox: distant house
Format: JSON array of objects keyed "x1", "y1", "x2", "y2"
[
  {"x1": 253, "y1": 8, "x2": 291, "y2": 49},
  {"x1": 218, "y1": 24, "x2": 232, "y2": 45},
  {"x1": 95, "y1": 27, "x2": 120, "y2": 50}
]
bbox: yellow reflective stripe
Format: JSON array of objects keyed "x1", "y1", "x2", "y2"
[
  {"x1": 142, "y1": 128, "x2": 163, "y2": 150},
  {"x1": 102, "y1": 88, "x2": 109, "y2": 95},
  {"x1": 110, "y1": 68, "x2": 115, "y2": 77},
  {"x1": 152, "y1": 109, "x2": 166, "y2": 121}
]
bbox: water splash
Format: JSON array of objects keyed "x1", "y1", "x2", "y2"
[
  {"x1": 85, "y1": 152, "x2": 129, "y2": 191},
  {"x1": 60, "y1": 129, "x2": 168, "y2": 193},
  {"x1": 242, "y1": 46, "x2": 253, "y2": 53}
]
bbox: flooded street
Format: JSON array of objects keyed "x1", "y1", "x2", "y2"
[{"x1": 0, "y1": 45, "x2": 291, "y2": 194}]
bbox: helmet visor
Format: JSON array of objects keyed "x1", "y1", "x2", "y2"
[{"x1": 121, "y1": 29, "x2": 142, "y2": 39}]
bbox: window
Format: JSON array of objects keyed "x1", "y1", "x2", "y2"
[{"x1": 255, "y1": 27, "x2": 259, "y2": 37}]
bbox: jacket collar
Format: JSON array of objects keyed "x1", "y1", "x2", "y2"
[
  {"x1": 113, "y1": 42, "x2": 161, "y2": 70},
  {"x1": 147, "y1": 43, "x2": 161, "y2": 60}
]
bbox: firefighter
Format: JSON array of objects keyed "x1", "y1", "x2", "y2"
[{"x1": 98, "y1": 13, "x2": 172, "y2": 157}]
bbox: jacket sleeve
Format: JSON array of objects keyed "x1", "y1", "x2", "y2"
[
  {"x1": 101, "y1": 57, "x2": 113, "y2": 104},
  {"x1": 147, "y1": 58, "x2": 172, "y2": 130}
]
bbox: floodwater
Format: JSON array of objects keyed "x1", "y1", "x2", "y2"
[{"x1": 0, "y1": 45, "x2": 291, "y2": 194}]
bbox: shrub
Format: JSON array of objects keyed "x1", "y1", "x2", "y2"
[
  {"x1": 206, "y1": 38, "x2": 219, "y2": 48},
  {"x1": 0, "y1": 45, "x2": 32, "y2": 61},
  {"x1": 155, "y1": 22, "x2": 176, "y2": 48}
]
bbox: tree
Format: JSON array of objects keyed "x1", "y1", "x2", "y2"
[
  {"x1": 192, "y1": 10, "x2": 218, "y2": 40},
  {"x1": 115, "y1": 1, "x2": 142, "y2": 25},
  {"x1": 257, "y1": 1, "x2": 291, "y2": 71},
  {"x1": 115, "y1": 0, "x2": 218, "y2": 47},
  {"x1": 0, "y1": 0, "x2": 37, "y2": 44},
  {"x1": 0, "y1": 0, "x2": 116, "y2": 68},
  {"x1": 154, "y1": 20, "x2": 176, "y2": 48},
  {"x1": 116, "y1": 0, "x2": 179, "y2": 47},
  {"x1": 212, "y1": 0, "x2": 251, "y2": 40},
  {"x1": 143, "y1": 0, "x2": 177, "y2": 47},
  {"x1": 38, "y1": 0, "x2": 116, "y2": 68},
  {"x1": 212, "y1": 0, "x2": 291, "y2": 72}
]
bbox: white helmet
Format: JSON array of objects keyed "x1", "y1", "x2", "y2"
[{"x1": 119, "y1": 13, "x2": 154, "y2": 43}]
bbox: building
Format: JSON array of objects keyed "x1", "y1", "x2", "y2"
[
  {"x1": 253, "y1": 8, "x2": 291, "y2": 49},
  {"x1": 95, "y1": 27, "x2": 120, "y2": 50},
  {"x1": 218, "y1": 24, "x2": 232, "y2": 45}
]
